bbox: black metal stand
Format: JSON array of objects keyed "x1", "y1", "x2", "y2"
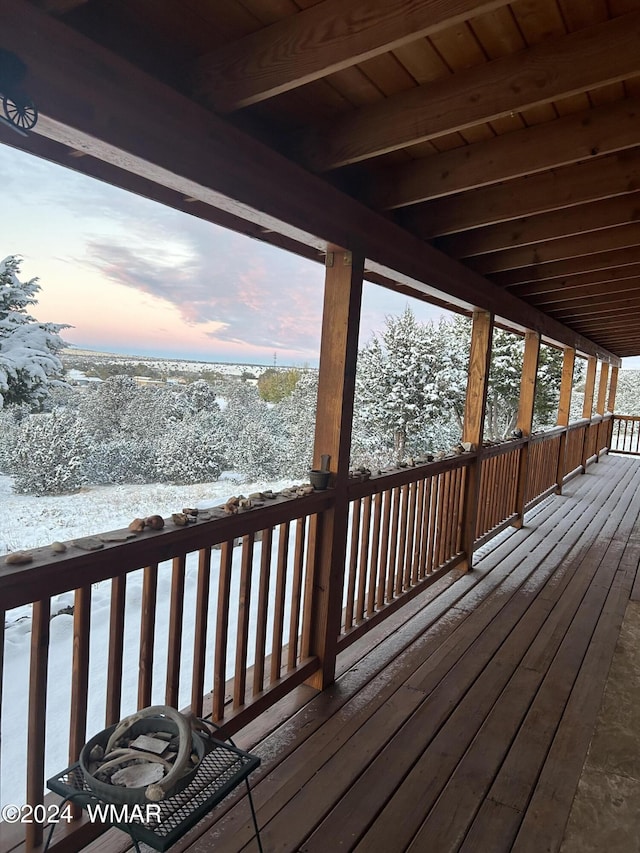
[{"x1": 46, "y1": 731, "x2": 262, "y2": 852}]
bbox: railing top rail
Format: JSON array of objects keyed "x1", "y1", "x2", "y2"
[
  {"x1": 529, "y1": 426, "x2": 565, "y2": 443},
  {"x1": 478, "y1": 438, "x2": 526, "y2": 460},
  {"x1": 0, "y1": 490, "x2": 332, "y2": 611},
  {"x1": 613, "y1": 413, "x2": 640, "y2": 421},
  {"x1": 347, "y1": 451, "x2": 477, "y2": 500}
]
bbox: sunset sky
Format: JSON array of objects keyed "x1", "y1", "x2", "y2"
[
  {"x1": 3, "y1": 142, "x2": 638, "y2": 370},
  {"x1": 0, "y1": 143, "x2": 449, "y2": 367}
]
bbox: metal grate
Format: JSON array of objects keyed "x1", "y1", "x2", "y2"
[{"x1": 47, "y1": 742, "x2": 260, "y2": 851}]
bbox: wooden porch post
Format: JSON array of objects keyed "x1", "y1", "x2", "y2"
[
  {"x1": 513, "y1": 331, "x2": 541, "y2": 527},
  {"x1": 581, "y1": 356, "x2": 598, "y2": 468},
  {"x1": 607, "y1": 365, "x2": 619, "y2": 413},
  {"x1": 596, "y1": 362, "x2": 610, "y2": 415},
  {"x1": 460, "y1": 310, "x2": 494, "y2": 571},
  {"x1": 306, "y1": 247, "x2": 364, "y2": 689},
  {"x1": 555, "y1": 347, "x2": 575, "y2": 493}
]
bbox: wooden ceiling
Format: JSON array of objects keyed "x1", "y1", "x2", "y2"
[{"x1": 7, "y1": 0, "x2": 640, "y2": 359}]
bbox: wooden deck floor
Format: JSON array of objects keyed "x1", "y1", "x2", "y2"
[{"x1": 101, "y1": 454, "x2": 640, "y2": 853}]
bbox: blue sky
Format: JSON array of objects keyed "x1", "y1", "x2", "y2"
[{"x1": 0, "y1": 143, "x2": 448, "y2": 366}]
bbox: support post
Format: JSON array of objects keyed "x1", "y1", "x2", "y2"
[
  {"x1": 460, "y1": 310, "x2": 494, "y2": 571},
  {"x1": 581, "y1": 356, "x2": 598, "y2": 468},
  {"x1": 594, "y1": 361, "x2": 610, "y2": 459},
  {"x1": 555, "y1": 347, "x2": 575, "y2": 493},
  {"x1": 607, "y1": 364, "x2": 619, "y2": 449},
  {"x1": 513, "y1": 331, "x2": 541, "y2": 527},
  {"x1": 306, "y1": 247, "x2": 364, "y2": 690}
]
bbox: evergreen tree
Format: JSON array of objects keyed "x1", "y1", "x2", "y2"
[{"x1": 0, "y1": 256, "x2": 68, "y2": 409}]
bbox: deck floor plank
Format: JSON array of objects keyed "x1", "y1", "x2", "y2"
[{"x1": 171, "y1": 455, "x2": 640, "y2": 853}]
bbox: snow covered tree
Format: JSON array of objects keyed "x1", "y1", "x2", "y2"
[
  {"x1": 0, "y1": 256, "x2": 68, "y2": 409},
  {"x1": 11, "y1": 409, "x2": 90, "y2": 494},
  {"x1": 353, "y1": 308, "x2": 469, "y2": 466}
]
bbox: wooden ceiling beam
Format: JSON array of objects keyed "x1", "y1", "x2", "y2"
[
  {"x1": 550, "y1": 297, "x2": 640, "y2": 319},
  {"x1": 2, "y1": 0, "x2": 618, "y2": 365},
  {"x1": 491, "y1": 247, "x2": 640, "y2": 287},
  {"x1": 436, "y1": 193, "x2": 640, "y2": 260},
  {"x1": 403, "y1": 148, "x2": 640, "y2": 239},
  {"x1": 566, "y1": 316, "x2": 640, "y2": 333},
  {"x1": 471, "y1": 223, "x2": 640, "y2": 275},
  {"x1": 297, "y1": 11, "x2": 640, "y2": 171},
  {"x1": 513, "y1": 276, "x2": 640, "y2": 303},
  {"x1": 370, "y1": 98, "x2": 640, "y2": 210},
  {"x1": 192, "y1": 0, "x2": 513, "y2": 113}
]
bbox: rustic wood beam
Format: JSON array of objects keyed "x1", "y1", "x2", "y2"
[
  {"x1": 512, "y1": 271, "x2": 640, "y2": 302},
  {"x1": 607, "y1": 366, "x2": 619, "y2": 413},
  {"x1": 567, "y1": 315, "x2": 640, "y2": 333},
  {"x1": 555, "y1": 347, "x2": 575, "y2": 492},
  {"x1": 551, "y1": 296, "x2": 640, "y2": 320},
  {"x1": 403, "y1": 149, "x2": 640, "y2": 239},
  {"x1": 596, "y1": 362, "x2": 610, "y2": 416},
  {"x1": 307, "y1": 249, "x2": 364, "y2": 688},
  {"x1": 1, "y1": 0, "x2": 619, "y2": 365},
  {"x1": 370, "y1": 99, "x2": 640, "y2": 210},
  {"x1": 469, "y1": 222, "x2": 640, "y2": 276},
  {"x1": 298, "y1": 12, "x2": 640, "y2": 171},
  {"x1": 461, "y1": 311, "x2": 494, "y2": 570},
  {"x1": 193, "y1": 0, "x2": 513, "y2": 113},
  {"x1": 491, "y1": 246, "x2": 640, "y2": 287},
  {"x1": 529, "y1": 278, "x2": 640, "y2": 310},
  {"x1": 513, "y1": 332, "x2": 541, "y2": 527},
  {"x1": 582, "y1": 357, "x2": 598, "y2": 420},
  {"x1": 437, "y1": 193, "x2": 640, "y2": 260}
]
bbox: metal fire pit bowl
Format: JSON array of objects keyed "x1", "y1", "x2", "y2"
[{"x1": 80, "y1": 716, "x2": 207, "y2": 805}]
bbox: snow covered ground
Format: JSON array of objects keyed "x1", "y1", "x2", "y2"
[{"x1": 1, "y1": 473, "x2": 297, "y2": 809}]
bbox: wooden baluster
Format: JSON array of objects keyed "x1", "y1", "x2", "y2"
[
  {"x1": 69, "y1": 586, "x2": 91, "y2": 763},
  {"x1": 404, "y1": 483, "x2": 417, "y2": 588},
  {"x1": 253, "y1": 528, "x2": 273, "y2": 695},
  {"x1": 378, "y1": 489, "x2": 392, "y2": 606},
  {"x1": 270, "y1": 523, "x2": 289, "y2": 684},
  {"x1": 555, "y1": 347, "x2": 575, "y2": 493},
  {"x1": 425, "y1": 472, "x2": 439, "y2": 574},
  {"x1": 106, "y1": 575, "x2": 126, "y2": 726},
  {"x1": 356, "y1": 496, "x2": 371, "y2": 622},
  {"x1": 287, "y1": 519, "x2": 306, "y2": 671},
  {"x1": 213, "y1": 541, "x2": 233, "y2": 721},
  {"x1": 418, "y1": 477, "x2": 432, "y2": 579},
  {"x1": 166, "y1": 555, "x2": 186, "y2": 709},
  {"x1": 234, "y1": 534, "x2": 255, "y2": 708},
  {"x1": 345, "y1": 500, "x2": 361, "y2": 630},
  {"x1": 301, "y1": 516, "x2": 319, "y2": 660},
  {"x1": 138, "y1": 564, "x2": 158, "y2": 709},
  {"x1": 191, "y1": 546, "x2": 212, "y2": 717},
  {"x1": 396, "y1": 485, "x2": 410, "y2": 593},
  {"x1": 367, "y1": 492, "x2": 382, "y2": 616},
  {"x1": 26, "y1": 599, "x2": 50, "y2": 849},
  {"x1": 411, "y1": 479, "x2": 425, "y2": 584},
  {"x1": 388, "y1": 486, "x2": 401, "y2": 597}
]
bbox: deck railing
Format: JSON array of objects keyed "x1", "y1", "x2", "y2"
[
  {"x1": 0, "y1": 414, "x2": 612, "y2": 852},
  {"x1": 610, "y1": 415, "x2": 640, "y2": 455}
]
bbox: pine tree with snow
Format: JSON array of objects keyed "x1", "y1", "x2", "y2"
[{"x1": 0, "y1": 256, "x2": 68, "y2": 409}]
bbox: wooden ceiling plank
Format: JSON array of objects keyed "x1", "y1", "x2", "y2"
[
  {"x1": 536, "y1": 292, "x2": 640, "y2": 314},
  {"x1": 297, "y1": 11, "x2": 640, "y2": 171},
  {"x1": 369, "y1": 98, "x2": 640, "y2": 210},
  {"x1": 469, "y1": 222, "x2": 640, "y2": 275},
  {"x1": 403, "y1": 148, "x2": 640, "y2": 238},
  {"x1": 491, "y1": 247, "x2": 640, "y2": 286},
  {"x1": 512, "y1": 275, "x2": 640, "y2": 302},
  {"x1": 193, "y1": 0, "x2": 514, "y2": 113},
  {"x1": 436, "y1": 193, "x2": 640, "y2": 259},
  {"x1": 4, "y1": 0, "x2": 618, "y2": 364}
]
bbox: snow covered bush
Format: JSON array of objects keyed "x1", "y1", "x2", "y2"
[
  {"x1": 156, "y1": 409, "x2": 226, "y2": 484},
  {"x1": 0, "y1": 256, "x2": 68, "y2": 409},
  {"x1": 11, "y1": 410, "x2": 90, "y2": 494}
]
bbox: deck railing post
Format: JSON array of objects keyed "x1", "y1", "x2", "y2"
[
  {"x1": 555, "y1": 347, "x2": 575, "y2": 493},
  {"x1": 513, "y1": 331, "x2": 540, "y2": 527},
  {"x1": 460, "y1": 310, "x2": 493, "y2": 571},
  {"x1": 594, "y1": 362, "x2": 610, "y2": 459},
  {"x1": 607, "y1": 366, "x2": 619, "y2": 448},
  {"x1": 305, "y1": 247, "x2": 364, "y2": 690},
  {"x1": 581, "y1": 357, "x2": 597, "y2": 469}
]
